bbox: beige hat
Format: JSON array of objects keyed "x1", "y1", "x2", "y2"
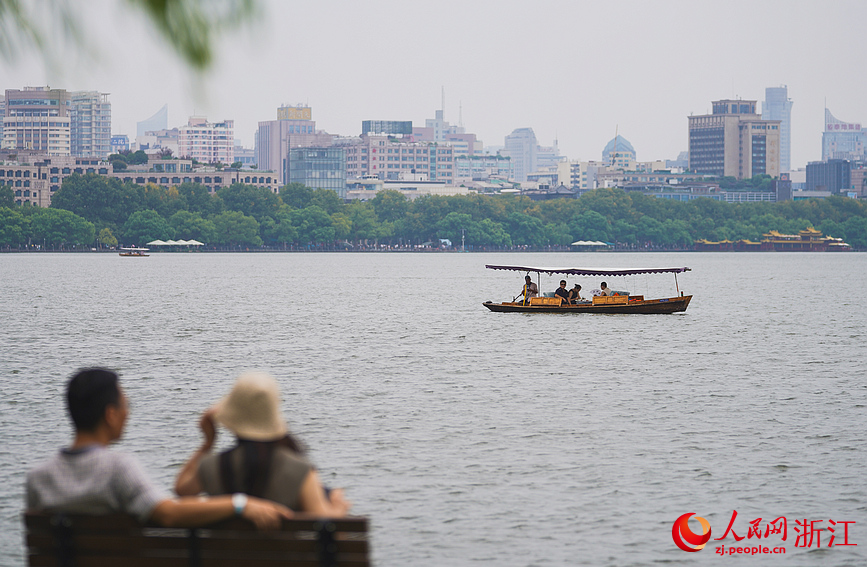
[{"x1": 214, "y1": 371, "x2": 288, "y2": 441}]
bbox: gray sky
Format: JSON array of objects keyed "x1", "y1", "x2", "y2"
[{"x1": 4, "y1": 0, "x2": 865, "y2": 170}]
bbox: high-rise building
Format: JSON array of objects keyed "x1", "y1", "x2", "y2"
[
  {"x1": 178, "y1": 117, "x2": 234, "y2": 164},
  {"x1": 413, "y1": 109, "x2": 482, "y2": 155},
  {"x1": 255, "y1": 105, "x2": 333, "y2": 185},
  {"x1": 503, "y1": 128, "x2": 538, "y2": 182},
  {"x1": 287, "y1": 146, "x2": 346, "y2": 197},
  {"x1": 762, "y1": 86, "x2": 793, "y2": 171},
  {"x1": 602, "y1": 135, "x2": 636, "y2": 169},
  {"x1": 806, "y1": 159, "x2": 851, "y2": 194},
  {"x1": 137, "y1": 104, "x2": 168, "y2": 138},
  {"x1": 70, "y1": 91, "x2": 111, "y2": 158},
  {"x1": 2, "y1": 87, "x2": 71, "y2": 155},
  {"x1": 342, "y1": 135, "x2": 455, "y2": 182},
  {"x1": 362, "y1": 120, "x2": 412, "y2": 136},
  {"x1": 822, "y1": 108, "x2": 866, "y2": 161},
  {"x1": 688, "y1": 99, "x2": 781, "y2": 179}
]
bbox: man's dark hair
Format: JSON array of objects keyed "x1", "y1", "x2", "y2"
[{"x1": 66, "y1": 368, "x2": 121, "y2": 431}]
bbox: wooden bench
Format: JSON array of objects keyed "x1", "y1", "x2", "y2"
[
  {"x1": 24, "y1": 512, "x2": 370, "y2": 567},
  {"x1": 592, "y1": 294, "x2": 629, "y2": 305},
  {"x1": 529, "y1": 296, "x2": 563, "y2": 306}
]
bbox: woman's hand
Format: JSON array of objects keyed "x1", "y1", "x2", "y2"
[
  {"x1": 199, "y1": 407, "x2": 218, "y2": 452},
  {"x1": 327, "y1": 488, "x2": 352, "y2": 516}
]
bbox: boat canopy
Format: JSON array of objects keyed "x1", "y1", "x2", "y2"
[{"x1": 485, "y1": 265, "x2": 691, "y2": 276}]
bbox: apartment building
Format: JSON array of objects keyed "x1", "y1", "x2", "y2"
[
  {"x1": 70, "y1": 91, "x2": 112, "y2": 158},
  {"x1": 256, "y1": 105, "x2": 333, "y2": 185},
  {"x1": 454, "y1": 154, "x2": 513, "y2": 182},
  {"x1": 2, "y1": 87, "x2": 72, "y2": 156},
  {"x1": 343, "y1": 135, "x2": 455, "y2": 182},
  {"x1": 688, "y1": 99, "x2": 781, "y2": 179},
  {"x1": 178, "y1": 117, "x2": 234, "y2": 164}
]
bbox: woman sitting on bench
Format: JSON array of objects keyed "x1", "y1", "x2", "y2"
[{"x1": 175, "y1": 371, "x2": 351, "y2": 517}]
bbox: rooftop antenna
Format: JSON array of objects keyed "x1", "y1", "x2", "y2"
[
  {"x1": 441, "y1": 86, "x2": 445, "y2": 120},
  {"x1": 459, "y1": 101, "x2": 463, "y2": 128},
  {"x1": 611, "y1": 124, "x2": 618, "y2": 166}
]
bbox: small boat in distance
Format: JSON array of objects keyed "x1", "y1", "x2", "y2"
[
  {"x1": 483, "y1": 265, "x2": 692, "y2": 314},
  {"x1": 119, "y1": 247, "x2": 149, "y2": 257}
]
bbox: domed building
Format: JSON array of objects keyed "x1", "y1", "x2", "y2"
[{"x1": 602, "y1": 135, "x2": 636, "y2": 169}]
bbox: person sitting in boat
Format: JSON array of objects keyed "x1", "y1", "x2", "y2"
[
  {"x1": 568, "y1": 284, "x2": 582, "y2": 303},
  {"x1": 554, "y1": 280, "x2": 571, "y2": 305},
  {"x1": 600, "y1": 282, "x2": 615, "y2": 296},
  {"x1": 519, "y1": 275, "x2": 538, "y2": 305},
  {"x1": 175, "y1": 371, "x2": 351, "y2": 517}
]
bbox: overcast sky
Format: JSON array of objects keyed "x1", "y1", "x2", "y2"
[{"x1": 3, "y1": 0, "x2": 865, "y2": 170}]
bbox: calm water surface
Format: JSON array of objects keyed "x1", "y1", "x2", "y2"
[{"x1": 1, "y1": 252, "x2": 865, "y2": 566}]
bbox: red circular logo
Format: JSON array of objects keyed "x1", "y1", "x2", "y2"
[{"x1": 672, "y1": 512, "x2": 712, "y2": 552}]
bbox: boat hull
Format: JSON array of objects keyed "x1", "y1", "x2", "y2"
[{"x1": 483, "y1": 295, "x2": 691, "y2": 314}]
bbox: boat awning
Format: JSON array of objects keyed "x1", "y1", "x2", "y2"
[
  {"x1": 485, "y1": 265, "x2": 691, "y2": 276},
  {"x1": 570, "y1": 240, "x2": 611, "y2": 246}
]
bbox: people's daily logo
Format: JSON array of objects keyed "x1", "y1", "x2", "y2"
[{"x1": 672, "y1": 512, "x2": 712, "y2": 552}]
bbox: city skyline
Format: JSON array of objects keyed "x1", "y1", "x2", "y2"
[{"x1": 3, "y1": 0, "x2": 866, "y2": 170}]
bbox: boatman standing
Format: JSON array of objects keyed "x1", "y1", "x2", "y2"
[{"x1": 520, "y1": 275, "x2": 538, "y2": 305}]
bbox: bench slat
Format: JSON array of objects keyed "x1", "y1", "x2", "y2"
[{"x1": 25, "y1": 512, "x2": 370, "y2": 567}]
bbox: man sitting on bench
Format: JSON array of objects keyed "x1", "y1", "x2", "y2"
[
  {"x1": 554, "y1": 280, "x2": 571, "y2": 305},
  {"x1": 26, "y1": 368, "x2": 292, "y2": 529}
]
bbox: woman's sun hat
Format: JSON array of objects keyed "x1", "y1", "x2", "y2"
[{"x1": 214, "y1": 371, "x2": 288, "y2": 441}]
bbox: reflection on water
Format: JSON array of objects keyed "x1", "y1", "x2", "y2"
[{"x1": 1, "y1": 252, "x2": 865, "y2": 566}]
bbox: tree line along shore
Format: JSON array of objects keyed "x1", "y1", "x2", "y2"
[{"x1": 1, "y1": 173, "x2": 866, "y2": 251}]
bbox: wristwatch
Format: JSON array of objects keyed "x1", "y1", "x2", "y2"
[{"x1": 232, "y1": 493, "x2": 248, "y2": 516}]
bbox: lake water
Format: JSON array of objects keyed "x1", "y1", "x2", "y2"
[{"x1": 1, "y1": 251, "x2": 865, "y2": 566}]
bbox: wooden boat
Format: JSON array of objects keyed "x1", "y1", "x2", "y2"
[
  {"x1": 119, "y1": 247, "x2": 149, "y2": 257},
  {"x1": 482, "y1": 265, "x2": 692, "y2": 314}
]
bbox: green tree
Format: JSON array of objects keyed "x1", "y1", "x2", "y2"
[
  {"x1": 141, "y1": 182, "x2": 185, "y2": 218},
  {"x1": 212, "y1": 210, "x2": 262, "y2": 247},
  {"x1": 121, "y1": 210, "x2": 173, "y2": 246},
  {"x1": 169, "y1": 210, "x2": 216, "y2": 243},
  {"x1": 127, "y1": 150, "x2": 149, "y2": 165},
  {"x1": 371, "y1": 190, "x2": 409, "y2": 222},
  {"x1": 51, "y1": 174, "x2": 142, "y2": 232},
  {"x1": 505, "y1": 212, "x2": 545, "y2": 246},
  {"x1": 345, "y1": 201, "x2": 379, "y2": 242},
  {"x1": 330, "y1": 212, "x2": 352, "y2": 240},
  {"x1": 544, "y1": 222, "x2": 573, "y2": 246},
  {"x1": 290, "y1": 205, "x2": 335, "y2": 244},
  {"x1": 98, "y1": 227, "x2": 118, "y2": 248},
  {"x1": 842, "y1": 216, "x2": 867, "y2": 249},
  {"x1": 0, "y1": 186, "x2": 14, "y2": 207},
  {"x1": 29, "y1": 208, "x2": 95, "y2": 249},
  {"x1": 217, "y1": 183, "x2": 281, "y2": 222},
  {"x1": 310, "y1": 188, "x2": 343, "y2": 214},
  {"x1": 569, "y1": 210, "x2": 611, "y2": 242},
  {"x1": 260, "y1": 205, "x2": 297, "y2": 248},
  {"x1": 178, "y1": 182, "x2": 224, "y2": 216},
  {"x1": 279, "y1": 182, "x2": 314, "y2": 209},
  {"x1": 0, "y1": 207, "x2": 27, "y2": 246}
]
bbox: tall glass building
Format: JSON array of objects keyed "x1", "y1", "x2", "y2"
[
  {"x1": 288, "y1": 147, "x2": 347, "y2": 198},
  {"x1": 762, "y1": 87, "x2": 793, "y2": 171},
  {"x1": 70, "y1": 91, "x2": 111, "y2": 158}
]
